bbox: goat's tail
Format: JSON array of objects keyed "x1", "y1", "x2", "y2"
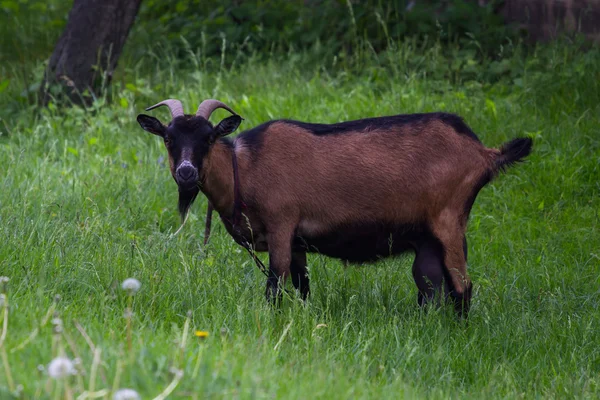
[{"x1": 493, "y1": 137, "x2": 533, "y2": 174}]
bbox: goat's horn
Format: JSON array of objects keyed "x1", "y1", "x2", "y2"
[
  {"x1": 196, "y1": 99, "x2": 237, "y2": 120},
  {"x1": 145, "y1": 99, "x2": 185, "y2": 119}
]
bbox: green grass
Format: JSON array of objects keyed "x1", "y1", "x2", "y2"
[{"x1": 0, "y1": 36, "x2": 599, "y2": 399}]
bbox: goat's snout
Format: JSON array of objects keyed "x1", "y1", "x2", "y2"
[{"x1": 176, "y1": 162, "x2": 198, "y2": 187}]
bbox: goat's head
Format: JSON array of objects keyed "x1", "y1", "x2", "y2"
[{"x1": 137, "y1": 99, "x2": 242, "y2": 219}]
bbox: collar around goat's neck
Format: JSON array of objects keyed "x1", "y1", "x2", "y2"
[{"x1": 203, "y1": 141, "x2": 246, "y2": 245}]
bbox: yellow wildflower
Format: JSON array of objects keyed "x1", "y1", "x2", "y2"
[{"x1": 195, "y1": 330, "x2": 209, "y2": 339}]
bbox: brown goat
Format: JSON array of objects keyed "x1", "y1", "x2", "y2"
[{"x1": 137, "y1": 99, "x2": 533, "y2": 316}]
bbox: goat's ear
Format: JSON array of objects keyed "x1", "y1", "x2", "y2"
[
  {"x1": 137, "y1": 114, "x2": 166, "y2": 137},
  {"x1": 213, "y1": 115, "x2": 243, "y2": 138}
]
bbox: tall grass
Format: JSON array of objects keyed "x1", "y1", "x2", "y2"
[{"x1": 1, "y1": 4, "x2": 599, "y2": 398}]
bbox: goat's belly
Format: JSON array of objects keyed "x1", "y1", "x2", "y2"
[{"x1": 293, "y1": 222, "x2": 424, "y2": 262}]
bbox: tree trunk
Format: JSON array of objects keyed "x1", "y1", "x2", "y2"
[
  {"x1": 40, "y1": 0, "x2": 142, "y2": 106},
  {"x1": 500, "y1": 0, "x2": 600, "y2": 43}
]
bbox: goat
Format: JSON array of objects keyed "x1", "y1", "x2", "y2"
[{"x1": 136, "y1": 98, "x2": 533, "y2": 316}]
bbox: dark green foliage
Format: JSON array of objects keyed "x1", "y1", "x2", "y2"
[
  {"x1": 0, "y1": 0, "x2": 71, "y2": 64},
  {"x1": 134, "y1": 0, "x2": 518, "y2": 65}
]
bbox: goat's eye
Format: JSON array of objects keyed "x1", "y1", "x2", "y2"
[{"x1": 164, "y1": 137, "x2": 172, "y2": 146}]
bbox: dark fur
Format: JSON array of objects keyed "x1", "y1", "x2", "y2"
[
  {"x1": 285, "y1": 112, "x2": 481, "y2": 142},
  {"x1": 178, "y1": 187, "x2": 199, "y2": 219},
  {"x1": 293, "y1": 221, "x2": 425, "y2": 262},
  {"x1": 496, "y1": 137, "x2": 534, "y2": 172}
]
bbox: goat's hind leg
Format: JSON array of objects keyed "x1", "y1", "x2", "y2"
[
  {"x1": 412, "y1": 239, "x2": 452, "y2": 307},
  {"x1": 431, "y1": 218, "x2": 473, "y2": 316}
]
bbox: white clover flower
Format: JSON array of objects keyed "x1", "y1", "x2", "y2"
[
  {"x1": 14, "y1": 384, "x2": 23, "y2": 395},
  {"x1": 47, "y1": 357, "x2": 76, "y2": 379},
  {"x1": 169, "y1": 367, "x2": 184, "y2": 379},
  {"x1": 121, "y1": 278, "x2": 141, "y2": 294},
  {"x1": 0, "y1": 276, "x2": 8, "y2": 293},
  {"x1": 113, "y1": 388, "x2": 141, "y2": 400},
  {"x1": 52, "y1": 317, "x2": 64, "y2": 334}
]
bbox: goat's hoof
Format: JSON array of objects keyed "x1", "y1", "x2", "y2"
[
  {"x1": 265, "y1": 281, "x2": 283, "y2": 307},
  {"x1": 450, "y1": 284, "x2": 473, "y2": 318}
]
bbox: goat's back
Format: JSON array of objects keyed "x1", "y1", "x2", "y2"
[{"x1": 237, "y1": 114, "x2": 496, "y2": 231}]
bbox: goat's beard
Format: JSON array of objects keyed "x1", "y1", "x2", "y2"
[{"x1": 178, "y1": 186, "x2": 200, "y2": 223}]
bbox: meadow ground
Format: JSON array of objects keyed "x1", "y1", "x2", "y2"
[{"x1": 0, "y1": 38, "x2": 599, "y2": 399}]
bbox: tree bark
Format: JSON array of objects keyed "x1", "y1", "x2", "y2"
[
  {"x1": 500, "y1": 0, "x2": 600, "y2": 43},
  {"x1": 40, "y1": 0, "x2": 142, "y2": 106}
]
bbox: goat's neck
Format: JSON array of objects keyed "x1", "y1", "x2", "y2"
[{"x1": 201, "y1": 139, "x2": 236, "y2": 216}]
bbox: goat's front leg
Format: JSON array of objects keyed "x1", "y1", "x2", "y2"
[
  {"x1": 290, "y1": 251, "x2": 310, "y2": 300},
  {"x1": 265, "y1": 226, "x2": 294, "y2": 305}
]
